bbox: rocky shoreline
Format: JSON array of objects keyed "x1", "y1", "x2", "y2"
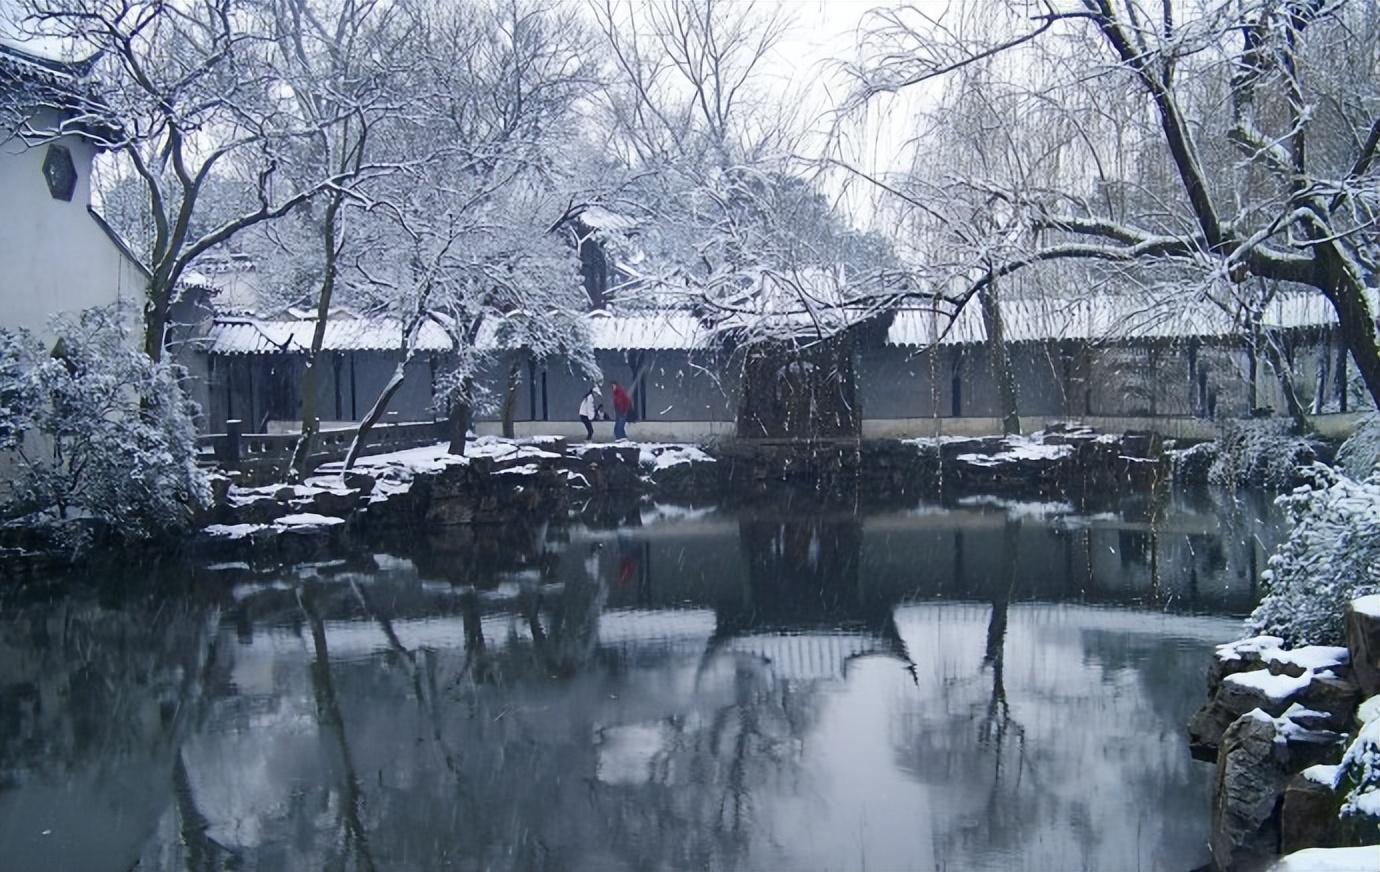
[
  {"x1": 182, "y1": 426, "x2": 1169, "y2": 564},
  {"x1": 1187, "y1": 600, "x2": 1380, "y2": 870}
]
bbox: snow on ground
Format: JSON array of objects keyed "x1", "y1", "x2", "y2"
[
  {"x1": 955, "y1": 435, "x2": 1075, "y2": 467},
  {"x1": 228, "y1": 481, "x2": 352, "y2": 506},
  {"x1": 316, "y1": 442, "x2": 470, "y2": 477},
  {"x1": 1224, "y1": 669, "x2": 1317, "y2": 701},
  {"x1": 1268, "y1": 846, "x2": 1380, "y2": 870}
]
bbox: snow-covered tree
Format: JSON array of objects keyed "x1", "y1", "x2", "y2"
[
  {"x1": 842, "y1": 0, "x2": 1380, "y2": 414},
  {"x1": 263, "y1": 0, "x2": 421, "y2": 479},
  {"x1": 6, "y1": 0, "x2": 393, "y2": 361},
  {"x1": 0, "y1": 306, "x2": 208, "y2": 542},
  {"x1": 1247, "y1": 465, "x2": 1380, "y2": 645},
  {"x1": 328, "y1": 0, "x2": 602, "y2": 462}
]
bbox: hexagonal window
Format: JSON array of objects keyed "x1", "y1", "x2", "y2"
[{"x1": 42, "y1": 144, "x2": 77, "y2": 202}]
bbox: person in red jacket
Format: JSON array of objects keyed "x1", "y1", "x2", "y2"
[{"x1": 611, "y1": 381, "x2": 632, "y2": 440}]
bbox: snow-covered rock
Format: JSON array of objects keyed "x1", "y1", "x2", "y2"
[
  {"x1": 204, "y1": 523, "x2": 267, "y2": 540},
  {"x1": 1213, "y1": 710, "x2": 1348, "y2": 870},
  {"x1": 273, "y1": 513, "x2": 346, "y2": 529},
  {"x1": 1346, "y1": 597, "x2": 1380, "y2": 698},
  {"x1": 1191, "y1": 664, "x2": 1358, "y2": 759},
  {"x1": 1214, "y1": 711, "x2": 1298, "y2": 870}
]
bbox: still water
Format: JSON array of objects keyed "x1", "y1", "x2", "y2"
[{"x1": 1, "y1": 487, "x2": 1283, "y2": 871}]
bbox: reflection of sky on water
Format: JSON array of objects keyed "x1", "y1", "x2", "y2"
[{"x1": 0, "y1": 488, "x2": 1279, "y2": 871}]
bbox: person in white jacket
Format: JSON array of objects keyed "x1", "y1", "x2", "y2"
[{"x1": 578, "y1": 386, "x2": 600, "y2": 441}]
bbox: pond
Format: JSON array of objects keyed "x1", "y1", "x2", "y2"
[{"x1": 0, "y1": 486, "x2": 1284, "y2": 871}]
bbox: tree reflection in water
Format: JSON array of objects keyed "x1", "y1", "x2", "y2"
[{"x1": 0, "y1": 490, "x2": 1283, "y2": 871}]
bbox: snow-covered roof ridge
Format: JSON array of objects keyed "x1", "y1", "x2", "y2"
[
  {"x1": 203, "y1": 285, "x2": 1372, "y2": 356},
  {"x1": 0, "y1": 38, "x2": 97, "y2": 82},
  {"x1": 887, "y1": 289, "x2": 1373, "y2": 348}
]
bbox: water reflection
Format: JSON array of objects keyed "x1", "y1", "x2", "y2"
[{"x1": 0, "y1": 487, "x2": 1281, "y2": 871}]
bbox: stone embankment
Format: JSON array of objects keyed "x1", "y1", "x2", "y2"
[
  {"x1": 192, "y1": 427, "x2": 1169, "y2": 561},
  {"x1": 1188, "y1": 600, "x2": 1380, "y2": 870}
]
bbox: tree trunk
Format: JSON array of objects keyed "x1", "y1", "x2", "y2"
[
  {"x1": 288, "y1": 192, "x2": 345, "y2": 481},
  {"x1": 1261, "y1": 330, "x2": 1311, "y2": 434},
  {"x1": 500, "y1": 352, "x2": 524, "y2": 439},
  {"x1": 142, "y1": 284, "x2": 168, "y2": 363},
  {"x1": 447, "y1": 378, "x2": 474, "y2": 455},
  {"x1": 978, "y1": 281, "x2": 1020, "y2": 435},
  {"x1": 343, "y1": 362, "x2": 408, "y2": 471},
  {"x1": 1336, "y1": 341, "x2": 1350, "y2": 413},
  {"x1": 1314, "y1": 236, "x2": 1380, "y2": 413},
  {"x1": 1312, "y1": 334, "x2": 1331, "y2": 415}
]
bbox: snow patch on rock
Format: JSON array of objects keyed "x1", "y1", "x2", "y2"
[
  {"x1": 273, "y1": 513, "x2": 346, "y2": 529},
  {"x1": 204, "y1": 523, "x2": 267, "y2": 539},
  {"x1": 1224, "y1": 669, "x2": 1317, "y2": 701},
  {"x1": 1352, "y1": 594, "x2": 1380, "y2": 619},
  {"x1": 637, "y1": 443, "x2": 715, "y2": 471}
]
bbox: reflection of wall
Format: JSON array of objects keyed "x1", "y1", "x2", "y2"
[{"x1": 564, "y1": 492, "x2": 1281, "y2": 616}]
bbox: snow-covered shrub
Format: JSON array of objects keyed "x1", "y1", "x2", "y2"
[
  {"x1": 1208, "y1": 420, "x2": 1317, "y2": 490},
  {"x1": 1246, "y1": 466, "x2": 1380, "y2": 646},
  {"x1": 1338, "y1": 415, "x2": 1380, "y2": 478},
  {"x1": 1335, "y1": 706, "x2": 1380, "y2": 830},
  {"x1": 0, "y1": 307, "x2": 209, "y2": 541}
]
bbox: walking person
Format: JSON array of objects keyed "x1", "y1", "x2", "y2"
[
  {"x1": 611, "y1": 381, "x2": 632, "y2": 441},
  {"x1": 578, "y1": 385, "x2": 599, "y2": 441}
]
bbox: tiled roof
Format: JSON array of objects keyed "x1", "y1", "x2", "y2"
[
  {"x1": 204, "y1": 316, "x2": 456, "y2": 354},
  {"x1": 205, "y1": 311, "x2": 712, "y2": 355},
  {"x1": 886, "y1": 291, "x2": 1363, "y2": 347},
  {"x1": 204, "y1": 290, "x2": 1368, "y2": 355},
  {"x1": 586, "y1": 311, "x2": 709, "y2": 350}
]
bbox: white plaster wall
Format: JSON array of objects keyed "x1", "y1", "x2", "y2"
[{"x1": 0, "y1": 115, "x2": 146, "y2": 342}]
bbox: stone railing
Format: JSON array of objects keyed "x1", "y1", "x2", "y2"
[{"x1": 199, "y1": 418, "x2": 445, "y2": 482}]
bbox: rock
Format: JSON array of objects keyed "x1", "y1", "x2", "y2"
[
  {"x1": 342, "y1": 470, "x2": 375, "y2": 496},
  {"x1": 1278, "y1": 768, "x2": 1375, "y2": 855},
  {"x1": 308, "y1": 489, "x2": 358, "y2": 517},
  {"x1": 1345, "y1": 597, "x2": 1380, "y2": 698},
  {"x1": 1282, "y1": 772, "x2": 1342, "y2": 855},
  {"x1": 1298, "y1": 674, "x2": 1363, "y2": 731},
  {"x1": 228, "y1": 496, "x2": 291, "y2": 525},
  {"x1": 1190, "y1": 669, "x2": 1310, "y2": 760},
  {"x1": 1212, "y1": 711, "x2": 1291, "y2": 871},
  {"x1": 1209, "y1": 636, "x2": 1285, "y2": 696}
]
